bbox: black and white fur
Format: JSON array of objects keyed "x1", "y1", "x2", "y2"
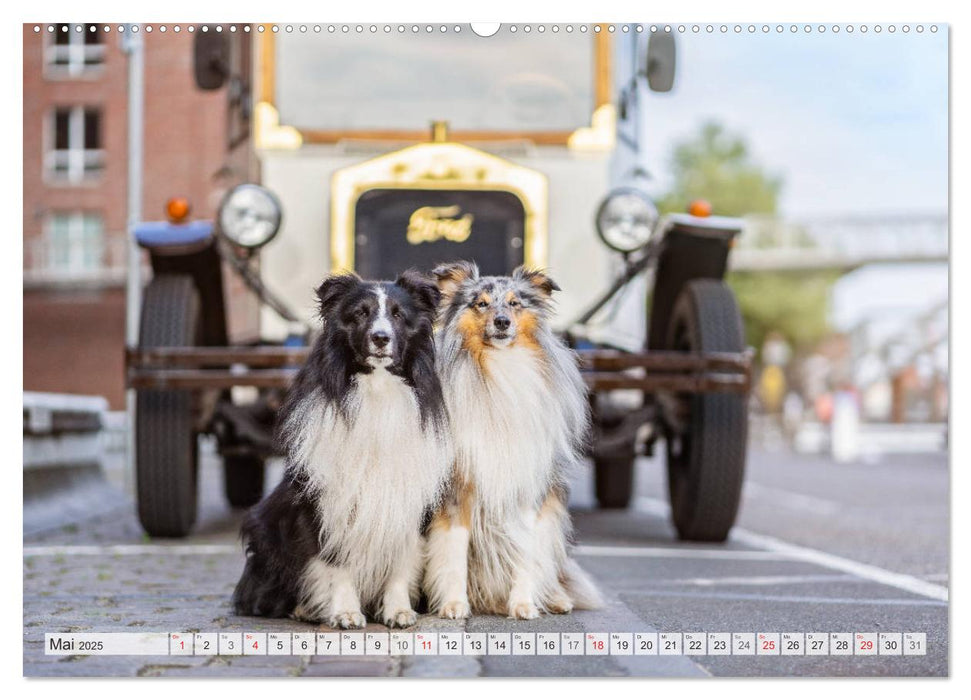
[
  {"x1": 232, "y1": 270, "x2": 452, "y2": 629},
  {"x1": 423, "y1": 261, "x2": 602, "y2": 620}
]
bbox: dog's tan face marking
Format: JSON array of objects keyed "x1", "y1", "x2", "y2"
[
  {"x1": 504, "y1": 291, "x2": 542, "y2": 351},
  {"x1": 456, "y1": 306, "x2": 489, "y2": 370}
]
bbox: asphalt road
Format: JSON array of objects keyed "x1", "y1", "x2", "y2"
[{"x1": 23, "y1": 437, "x2": 949, "y2": 677}]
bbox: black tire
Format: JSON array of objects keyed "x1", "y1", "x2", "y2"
[
  {"x1": 136, "y1": 275, "x2": 201, "y2": 538},
  {"x1": 664, "y1": 279, "x2": 747, "y2": 542},
  {"x1": 594, "y1": 456, "x2": 635, "y2": 509},
  {"x1": 224, "y1": 455, "x2": 266, "y2": 508}
]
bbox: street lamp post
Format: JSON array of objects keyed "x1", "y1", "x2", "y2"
[{"x1": 120, "y1": 25, "x2": 144, "y2": 490}]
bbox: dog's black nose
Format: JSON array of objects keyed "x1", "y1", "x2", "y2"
[
  {"x1": 370, "y1": 330, "x2": 391, "y2": 347},
  {"x1": 494, "y1": 315, "x2": 511, "y2": 331}
]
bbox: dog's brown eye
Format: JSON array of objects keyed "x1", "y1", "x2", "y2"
[
  {"x1": 358, "y1": 307, "x2": 369, "y2": 318},
  {"x1": 509, "y1": 299, "x2": 520, "y2": 307},
  {"x1": 476, "y1": 300, "x2": 489, "y2": 309},
  {"x1": 391, "y1": 308, "x2": 401, "y2": 319}
]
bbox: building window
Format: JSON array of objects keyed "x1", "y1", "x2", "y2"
[
  {"x1": 46, "y1": 106, "x2": 104, "y2": 183},
  {"x1": 46, "y1": 24, "x2": 105, "y2": 77},
  {"x1": 43, "y1": 212, "x2": 106, "y2": 276}
]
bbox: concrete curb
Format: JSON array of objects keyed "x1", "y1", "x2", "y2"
[{"x1": 23, "y1": 392, "x2": 131, "y2": 535}]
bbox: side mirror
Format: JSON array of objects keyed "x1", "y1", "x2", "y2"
[
  {"x1": 645, "y1": 33, "x2": 676, "y2": 92},
  {"x1": 193, "y1": 26, "x2": 229, "y2": 90}
]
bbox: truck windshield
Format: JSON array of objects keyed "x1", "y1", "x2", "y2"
[{"x1": 273, "y1": 29, "x2": 596, "y2": 134}]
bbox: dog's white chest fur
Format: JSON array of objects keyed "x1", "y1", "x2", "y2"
[
  {"x1": 284, "y1": 369, "x2": 451, "y2": 596},
  {"x1": 447, "y1": 346, "x2": 563, "y2": 513}
]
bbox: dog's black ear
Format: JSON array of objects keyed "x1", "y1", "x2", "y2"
[
  {"x1": 315, "y1": 273, "x2": 360, "y2": 318},
  {"x1": 396, "y1": 269, "x2": 441, "y2": 315},
  {"x1": 431, "y1": 260, "x2": 479, "y2": 303},
  {"x1": 513, "y1": 266, "x2": 560, "y2": 296}
]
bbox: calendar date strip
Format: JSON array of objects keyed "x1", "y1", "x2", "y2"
[{"x1": 44, "y1": 631, "x2": 927, "y2": 657}]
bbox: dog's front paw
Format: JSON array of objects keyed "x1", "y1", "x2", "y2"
[
  {"x1": 330, "y1": 611, "x2": 367, "y2": 629},
  {"x1": 384, "y1": 609, "x2": 418, "y2": 628},
  {"x1": 508, "y1": 601, "x2": 540, "y2": 620},
  {"x1": 438, "y1": 600, "x2": 471, "y2": 619}
]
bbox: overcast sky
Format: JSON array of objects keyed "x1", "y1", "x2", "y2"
[{"x1": 634, "y1": 29, "x2": 949, "y2": 219}]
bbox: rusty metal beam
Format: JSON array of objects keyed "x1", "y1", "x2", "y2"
[
  {"x1": 128, "y1": 368, "x2": 749, "y2": 394},
  {"x1": 584, "y1": 372, "x2": 750, "y2": 394},
  {"x1": 126, "y1": 346, "x2": 752, "y2": 394},
  {"x1": 128, "y1": 369, "x2": 297, "y2": 390},
  {"x1": 127, "y1": 346, "x2": 751, "y2": 370},
  {"x1": 127, "y1": 346, "x2": 308, "y2": 368},
  {"x1": 578, "y1": 349, "x2": 751, "y2": 372}
]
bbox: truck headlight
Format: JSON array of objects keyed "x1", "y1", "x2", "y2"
[
  {"x1": 595, "y1": 188, "x2": 658, "y2": 253},
  {"x1": 218, "y1": 184, "x2": 282, "y2": 249}
]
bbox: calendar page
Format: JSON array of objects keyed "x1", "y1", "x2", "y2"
[{"x1": 20, "y1": 9, "x2": 950, "y2": 683}]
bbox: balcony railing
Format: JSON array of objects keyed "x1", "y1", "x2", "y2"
[{"x1": 23, "y1": 235, "x2": 135, "y2": 288}]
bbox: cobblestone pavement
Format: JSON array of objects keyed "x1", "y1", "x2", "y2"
[{"x1": 23, "y1": 444, "x2": 948, "y2": 677}]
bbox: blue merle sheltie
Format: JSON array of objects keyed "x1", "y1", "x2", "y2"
[
  {"x1": 232, "y1": 270, "x2": 452, "y2": 629},
  {"x1": 423, "y1": 261, "x2": 602, "y2": 619}
]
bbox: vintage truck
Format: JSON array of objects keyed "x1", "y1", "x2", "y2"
[{"x1": 126, "y1": 25, "x2": 750, "y2": 542}]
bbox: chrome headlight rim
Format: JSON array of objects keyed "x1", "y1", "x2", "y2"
[
  {"x1": 217, "y1": 183, "x2": 283, "y2": 249},
  {"x1": 595, "y1": 187, "x2": 659, "y2": 254}
]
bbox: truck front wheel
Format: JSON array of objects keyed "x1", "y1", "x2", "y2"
[
  {"x1": 135, "y1": 275, "x2": 201, "y2": 538},
  {"x1": 664, "y1": 279, "x2": 748, "y2": 542}
]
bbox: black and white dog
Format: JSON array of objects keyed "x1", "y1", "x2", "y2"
[
  {"x1": 423, "y1": 262, "x2": 602, "y2": 620},
  {"x1": 232, "y1": 270, "x2": 452, "y2": 629}
]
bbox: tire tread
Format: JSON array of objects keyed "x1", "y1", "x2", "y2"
[
  {"x1": 136, "y1": 275, "x2": 201, "y2": 537},
  {"x1": 666, "y1": 279, "x2": 747, "y2": 542}
]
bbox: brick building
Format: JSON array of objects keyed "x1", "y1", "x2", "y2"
[{"x1": 23, "y1": 24, "x2": 255, "y2": 408}]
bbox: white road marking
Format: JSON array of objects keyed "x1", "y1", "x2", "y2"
[
  {"x1": 635, "y1": 496, "x2": 950, "y2": 602},
  {"x1": 23, "y1": 543, "x2": 240, "y2": 557},
  {"x1": 613, "y1": 588, "x2": 947, "y2": 607},
  {"x1": 573, "y1": 545, "x2": 789, "y2": 561},
  {"x1": 668, "y1": 574, "x2": 856, "y2": 587},
  {"x1": 729, "y1": 529, "x2": 950, "y2": 602}
]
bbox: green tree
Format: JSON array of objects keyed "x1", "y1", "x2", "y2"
[
  {"x1": 726, "y1": 270, "x2": 838, "y2": 353},
  {"x1": 657, "y1": 121, "x2": 831, "y2": 355},
  {"x1": 657, "y1": 121, "x2": 781, "y2": 217}
]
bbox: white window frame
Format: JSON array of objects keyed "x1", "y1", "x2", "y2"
[
  {"x1": 41, "y1": 211, "x2": 106, "y2": 277},
  {"x1": 45, "y1": 24, "x2": 106, "y2": 78},
  {"x1": 45, "y1": 106, "x2": 105, "y2": 184}
]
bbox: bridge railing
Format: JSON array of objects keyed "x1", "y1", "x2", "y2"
[{"x1": 731, "y1": 213, "x2": 948, "y2": 271}]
